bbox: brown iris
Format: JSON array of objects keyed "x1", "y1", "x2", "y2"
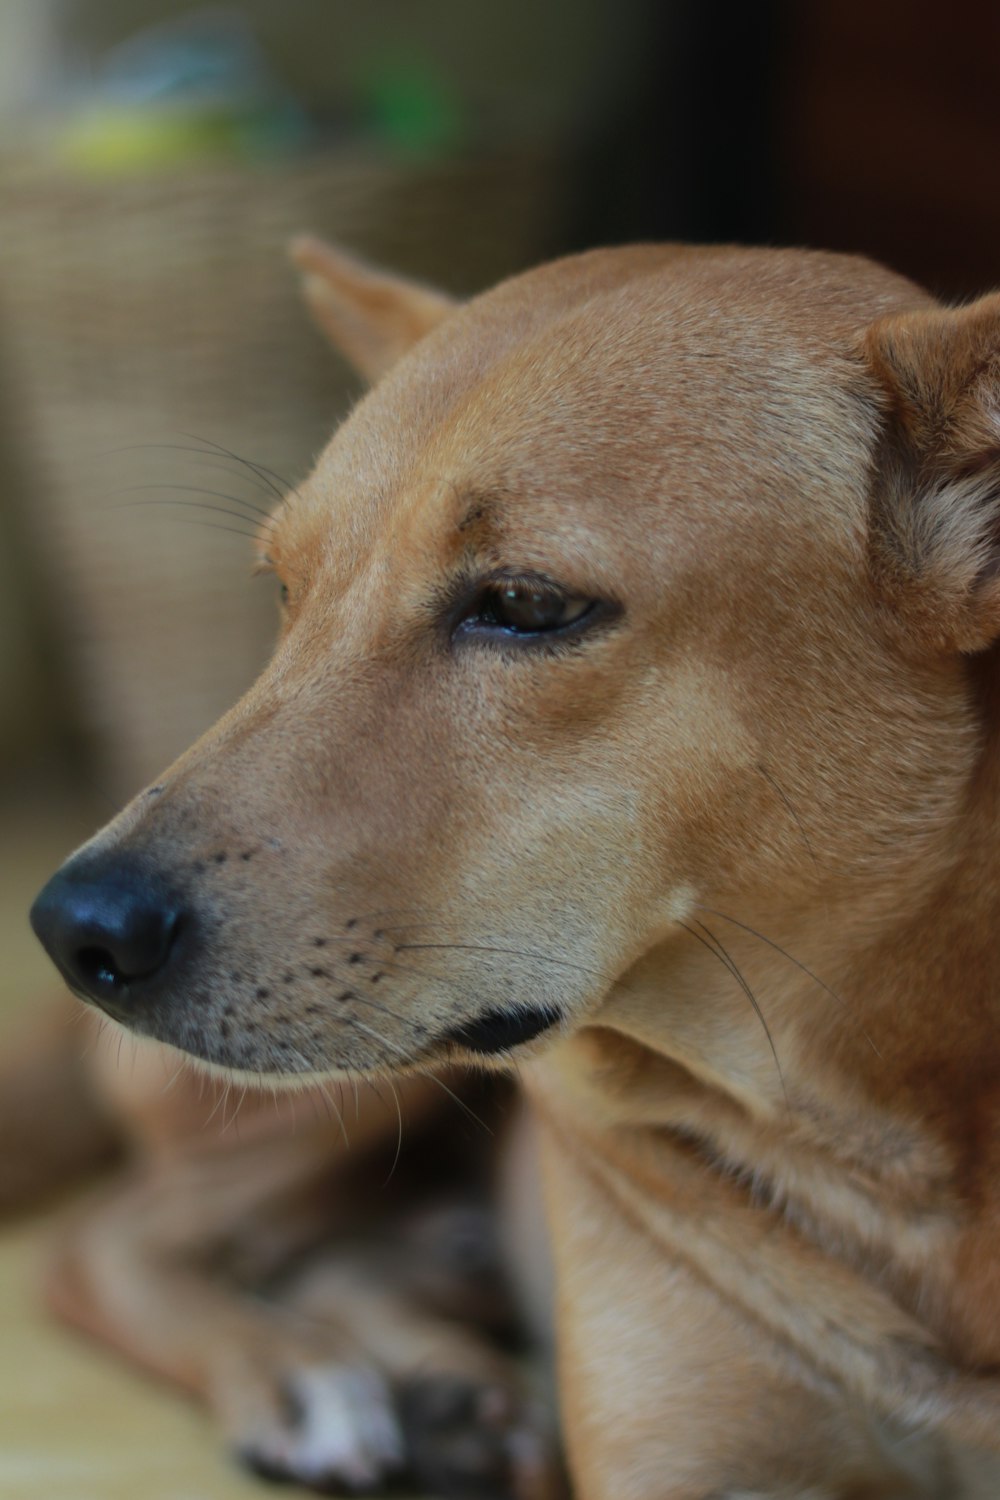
[{"x1": 477, "y1": 581, "x2": 592, "y2": 634}]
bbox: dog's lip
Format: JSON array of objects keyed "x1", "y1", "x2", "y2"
[{"x1": 435, "y1": 1003, "x2": 564, "y2": 1058}]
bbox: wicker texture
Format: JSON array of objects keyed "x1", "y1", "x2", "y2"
[{"x1": 0, "y1": 149, "x2": 559, "y2": 795}]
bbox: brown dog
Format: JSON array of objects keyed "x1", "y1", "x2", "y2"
[{"x1": 28, "y1": 237, "x2": 1000, "y2": 1497}]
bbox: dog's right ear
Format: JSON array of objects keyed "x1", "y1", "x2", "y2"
[
  {"x1": 864, "y1": 296, "x2": 1000, "y2": 654},
  {"x1": 289, "y1": 236, "x2": 456, "y2": 384}
]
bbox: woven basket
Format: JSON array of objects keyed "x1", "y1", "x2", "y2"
[{"x1": 0, "y1": 148, "x2": 561, "y2": 797}]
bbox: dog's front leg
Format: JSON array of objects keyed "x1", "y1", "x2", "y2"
[
  {"x1": 42, "y1": 1151, "x2": 412, "y2": 1492},
  {"x1": 535, "y1": 1120, "x2": 950, "y2": 1500},
  {"x1": 40, "y1": 1049, "x2": 451, "y2": 1494}
]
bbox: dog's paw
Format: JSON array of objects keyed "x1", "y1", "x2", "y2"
[
  {"x1": 237, "y1": 1364, "x2": 405, "y2": 1494},
  {"x1": 397, "y1": 1374, "x2": 561, "y2": 1500}
]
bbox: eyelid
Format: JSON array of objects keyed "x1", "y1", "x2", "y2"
[
  {"x1": 449, "y1": 567, "x2": 571, "y2": 610},
  {"x1": 489, "y1": 570, "x2": 567, "y2": 598}
]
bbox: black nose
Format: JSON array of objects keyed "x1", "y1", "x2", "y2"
[{"x1": 30, "y1": 860, "x2": 182, "y2": 1014}]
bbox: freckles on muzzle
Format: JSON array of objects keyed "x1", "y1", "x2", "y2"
[{"x1": 29, "y1": 837, "x2": 570, "y2": 1078}]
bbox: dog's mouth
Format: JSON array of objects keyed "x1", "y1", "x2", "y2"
[
  {"x1": 438, "y1": 1003, "x2": 563, "y2": 1057},
  {"x1": 156, "y1": 1000, "x2": 566, "y2": 1083},
  {"x1": 139, "y1": 1001, "x2": 566, "y2": 1083},
  {"x1": 30, "y1": 846, "x2": 568, "y2": 1075}
]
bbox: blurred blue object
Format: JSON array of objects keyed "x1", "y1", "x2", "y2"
[{"x1": 61, "y1": 5, "x2": 309, "y2": 172}]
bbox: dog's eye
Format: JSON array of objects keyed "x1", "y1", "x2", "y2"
[
  {"x1": 279, "y1": 582, "x2": 290, "y2": 606},
  {"x1": 484, "y1": 584, "x2": 590, "y2": 633},
  {"x1": 456, "y1": 578, "x2": 595, "y2": 639}
]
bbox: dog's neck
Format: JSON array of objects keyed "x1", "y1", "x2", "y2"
[{"x1": 528, "y1": 668, "x2": 1000, "y2": 1374}]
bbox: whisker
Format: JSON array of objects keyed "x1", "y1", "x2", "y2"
[
  {"x1": 123, "y1": 515, "x2": 263, "y2": 543},
  {"x1": 347, "y1": 1018, "x2": 491, "y2": 1134},
  {"x1": 383, "y1": 923, "x2": 635, "y2": 990},
  {"x1": 222, "y1": 1080, "x2": 251, "y2": 1137},
  {"x1": 317, "y1": 910, "x2": 634, "y2": 1000},
  {"x1": 694, "y1": 904, "x2": 881, "y2": 1058},
  {"x1": 109, "y1": 498, "x2": 272, "y2": 535},
  {"x1": 431, "y1": 1071, "x2": 491, "y2": 1132},
  {"x1": 311, "y1": 944, "x2": 482, "y2": 999},
  {"x1": 756, "y1": 764, "x2": 821, "y2": 881},
  {"x1": 340, "y1": 989, "x2": 413, "y2": 1028},
  {"x1": 679, "y1": 918, "x2": 788, "y2": 1106},
  {"x1": 293, "y1": 1072, "x2": 345, "y2": 1142},
  {"x1": 417, "y1": 1068, "x2": 492, "y2": 1134},
  {"x1": 179, "y1": 431, "x2": 290, "y2": 498},
  {"x1": 320, "y1": 1079, "x2": 350, "y2": 1148},
  {"x1": 369, "y1": 1076, "x2": 404, "y2": 1186},
  {"x1": 160, "y1": 1055, "x2": 189, "y2": 1093},
  {"x1": 392, "y1": 939, "x2": 604, "y2": 983},
  {"x1": 66, "y1": 1003, "x2": 91, "y2": 1031},
  {"x1": 387, "y1": 1078, "x2": 404, "y2": 1184},
  {"x1": 308, "y1": 1079, "x2": 333, "y2": 1129},
  {"x1": 203, "y1": 1075, "x2": 235, "y2": 1130},
  {"x1": 113, "y1": 483, "x2": 275, "y2": 521},
  {"x1": 107, "y1": 443, "x2": 283, "y2": 498}
]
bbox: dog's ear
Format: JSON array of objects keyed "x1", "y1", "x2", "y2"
[
  {"x1": 289, "y1": 236, "x2": 456, "y2": 383},
  {"x1": 865, "y1": 295, "x2": 1000, "y2": 653}
]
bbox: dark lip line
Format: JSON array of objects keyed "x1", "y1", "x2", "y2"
[
  {"x1": 437, "y1": 1001, "x2": 565, "y2": 1057},
  {"x1": 260, "y1": 1003, "x2": 566, "y2": 1077}
]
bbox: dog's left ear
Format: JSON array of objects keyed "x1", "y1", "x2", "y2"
[
  {"x1": 865, "y1": 296, "x2": 1000, "y2": 653},
  {"x1": 289, "y1": 236, "x2": 456, "y2": 383}
]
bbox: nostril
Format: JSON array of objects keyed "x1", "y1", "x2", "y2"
[{"x1": 76, "y1": 945, "x2": 126, "y2": 991}]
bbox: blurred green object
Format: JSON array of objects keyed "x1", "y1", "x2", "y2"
[{"x1": 358, "y1": 54, "x2": 465, "y2": 155}]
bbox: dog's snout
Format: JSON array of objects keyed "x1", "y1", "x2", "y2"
[{"x1": 30, "y1": 861, "x2": 182, "y2": 1014}]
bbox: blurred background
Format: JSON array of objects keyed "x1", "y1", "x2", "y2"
[{"x1": 0, "y1": 1, "x2": 998, "y2": 1495}]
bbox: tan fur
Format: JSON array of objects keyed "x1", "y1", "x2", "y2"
[{"x1": 31, "y1": 240, "x2": 1000, "y2": 1496}]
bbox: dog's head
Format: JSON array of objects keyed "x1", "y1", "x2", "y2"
[{"x1": 30, "y1": 241, "x2": 1000, "y2": 1086}]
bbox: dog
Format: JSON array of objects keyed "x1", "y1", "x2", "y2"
[{"x1": 26, "y1": 234, "x2": 1000, "y2": 1497}]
